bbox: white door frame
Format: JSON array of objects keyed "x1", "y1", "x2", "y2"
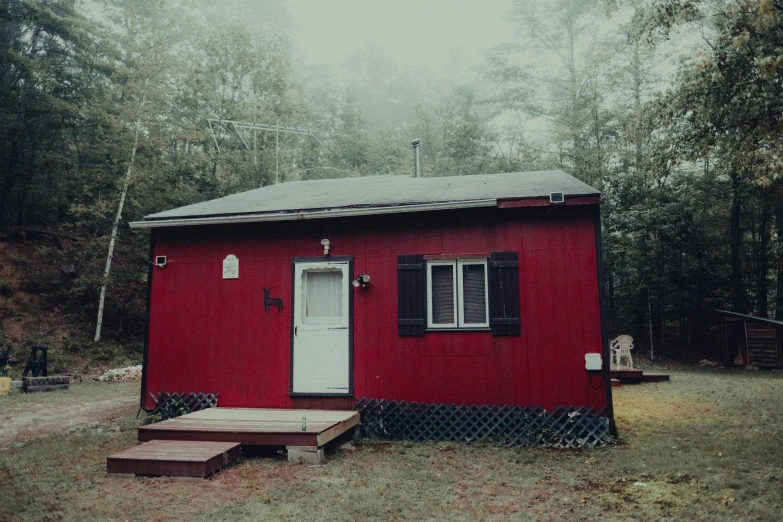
[{"x1": 290, "y1": 256, "x2": 353, "y2": 396}]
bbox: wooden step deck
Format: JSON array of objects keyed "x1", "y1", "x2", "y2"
[
  {"x1": 138, "y1": 408, "x2": 360, "y2": 447},
  {"x1": 107, "y1": 440, "x2": 241, "y2": 477},
  {"x1": 637, "y1": 371, "x2": 670, "y2": 383},
  {"x1": 610, "y1": 366, "x2": 670, "y2": 384}
]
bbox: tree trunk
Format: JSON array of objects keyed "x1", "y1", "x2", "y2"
[
  {"x1": 94, "y1": 71, "x2": 149, "y2": 342},
  {"x1": 632, "y1": 43, "x2": 643, "y2": 174},
  {"x1": 648, "y1": 288, "x2": 654, "y2": 361},
  {"x1": 0, "y1": 25, "x2": 39, "y2": 226},
  {"x1": 658, "y1": 236, "x2": 665, "y2": 347},
  {"x1": 14, "y1": 117, "x2": 43, "y2": 226},
  {"x1": 608, "y1": 258, "x2": 615, "y2": 319},
  {"x1": 774, "y1": 185, "x2": 783, "y2": 319},
  {"x1": 210, "y1": 151, "x2": 219, "y2": 197},
  {"x1": 692, "y1": 234, "x2": 706, "y2": 350},
  {"x1": 0, "y1": 140, "x2": 19, "y2": 225},
  {"x1": 757, "y1": 190, "x2": 771, "y2": 317},
  {"x1": 94, "y1": 125, "x2": 140, "y2": 342},
  {"x1": 0, "y1": 9, "x2": 19, "y2": 202},
  {"x1": 730, "y1": 172, "x2": 744, "y2": 311}
]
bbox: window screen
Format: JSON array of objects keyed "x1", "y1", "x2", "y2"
[
  {"x1": 461, "y1": 263, "x2": 487, "y2": 325},
  {"x1": 430, "y1": 264, "x2": 455, "y2": 325},
  {"x1": 303, "y1": 270, "x2": 343, "y2": 321}
]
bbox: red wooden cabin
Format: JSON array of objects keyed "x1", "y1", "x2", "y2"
[{"x1": 131, "y1": 171, "x2": 614, "y2": 441}]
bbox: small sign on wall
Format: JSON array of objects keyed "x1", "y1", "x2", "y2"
[{"x1": 223, "y1": 254, "x2": 239, "y2": 279}]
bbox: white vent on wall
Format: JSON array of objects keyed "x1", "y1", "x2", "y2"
[{"x1": 585, "y1": 353, "x2": 602, "y2": 371}]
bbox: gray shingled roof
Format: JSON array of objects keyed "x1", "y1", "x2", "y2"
[{"x1": 130, "y1": 170, "x2": 599, "y2": 228}]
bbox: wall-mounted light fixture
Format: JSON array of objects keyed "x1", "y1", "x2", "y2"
[
  {"x1": 153, "y1": 256, "x2": 167, "y2": 268},
  {"x1": 321, "y1": 238, "x2": 331, "y2": 256},
  {"x1": 352, "y1": 273, "x2": 370, "y2": 288}
]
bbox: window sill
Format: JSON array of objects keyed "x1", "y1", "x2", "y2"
[
  {"x1": 425, "y1": 327, "x2": 492, "y2": 333},
  {"x1": 289, "y1": 392, "x2": 353, "y2": 398}
]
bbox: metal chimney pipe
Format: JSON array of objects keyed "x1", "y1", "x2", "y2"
[{"x1": 411, "y1": 138, "x2": 422, "y2": 178}]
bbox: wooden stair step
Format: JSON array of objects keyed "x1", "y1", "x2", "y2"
[
  {"x1": 107, "y1": 440, "x2": 241, "y2": 478},
  {"x1": 637, "y1": 372, "x2": 670, "y2": 383},
  {"x1": 611, "y1": 367, "x2": 670, "y2": 384}
]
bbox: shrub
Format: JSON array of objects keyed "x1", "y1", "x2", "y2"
[
  {"x1": 0, "y1": 280, "x2": 13, "y2": 298},
  {"x1": 21, "y1": 267, "x2": 60, "y2": 295},
  {"x1": 10, "y1": 253, "x2": 31, "y2": 267}
]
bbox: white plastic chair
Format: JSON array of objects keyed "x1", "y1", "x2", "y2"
[{"x1": 610, "y1": 335, "x2": 634, "y2": 369}]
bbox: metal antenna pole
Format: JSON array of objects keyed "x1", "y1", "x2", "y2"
[
  {"x1": 206, "y1": 119, "x2": 333, "y2": 146},
  {"x1": 253, "y1": 99, "x2": 257, "y2": 167},
  {"x1": 205, "y1": 119, "x2": 343, "y2": 184}
]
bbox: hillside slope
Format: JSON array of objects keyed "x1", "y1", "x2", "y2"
[{"x1": 0, "y1": 229, "x2": 143, "y2": 379}]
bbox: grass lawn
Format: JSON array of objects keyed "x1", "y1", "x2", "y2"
[{"x1": 1, "y1": 369, "x2": 782, "y2": 521}]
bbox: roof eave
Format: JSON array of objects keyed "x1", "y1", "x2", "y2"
[
  {"x1": 497, "y1": 194, "x2": 601, "y2": 208},
  {"x1": 129, "y1": 199, "x2": 498, "y2": 229}
]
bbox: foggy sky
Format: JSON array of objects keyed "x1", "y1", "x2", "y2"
[{"x1": 286, "y1": 0, "x2": 515, "y2": 84}]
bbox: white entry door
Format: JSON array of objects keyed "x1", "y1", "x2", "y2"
[{"x1": 292, "y1": 260, "x2": 351, "y2": 394}]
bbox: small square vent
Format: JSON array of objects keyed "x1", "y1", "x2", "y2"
[
  {"x1": 585, "y1": 353, "x2": 602, "y2": 371},
  {"x1": 550, "y1": 192, "x2": 564, "y2": 204}
]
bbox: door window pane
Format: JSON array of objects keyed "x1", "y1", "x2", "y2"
[
  {"x1": 431, "y1": 264, "x2": 455, "y2": 325},
  {"x1": 303, "y1": 270, "x2": 343, "y2": 321},
  {"x1": 462, "y1": 263, "x2": 487, "y2": 324}
]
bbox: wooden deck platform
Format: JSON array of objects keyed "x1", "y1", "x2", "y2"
[
  {"x1": 610, "y1": 366, "x2": 670, "y2": 384},
  {"x1": 107, "y1": 440, "x2": 241, "y2": 477},
  {"x1": 138, "y1": 408, "x2": 360, "y2": 447}
]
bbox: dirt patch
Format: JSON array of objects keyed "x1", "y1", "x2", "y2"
[
  {"x1": 0, "y1": 381, "x2": 140, "y2": 443},
  {"x1": 1, "y1": 397, "x2": 138, "y2": 442}
]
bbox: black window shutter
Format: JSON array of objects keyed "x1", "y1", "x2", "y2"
[
  {"x1": 488, "y1": 251, "x2": 521, "y2": 336},
  {"x1": 398, "y1": 254, "x2": 426, "y2": 337}
]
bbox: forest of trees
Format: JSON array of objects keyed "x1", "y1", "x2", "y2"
[{"x1": 1, "y1": 0, "x2": 782, "y2": 361}]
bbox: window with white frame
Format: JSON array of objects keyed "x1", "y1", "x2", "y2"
[{"x1": 427, "y1": 259, "x2": 489, "y2": 329}]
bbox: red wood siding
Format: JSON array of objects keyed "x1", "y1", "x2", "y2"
[{"x1": 144, "y1": 206, "x2": 607, "y2": 412}]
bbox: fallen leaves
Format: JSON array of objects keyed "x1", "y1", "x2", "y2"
[{"x1": 719, "y1": 494, "x2": 736, "y2": 507}]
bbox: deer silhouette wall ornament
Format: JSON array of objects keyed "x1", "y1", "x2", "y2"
[{"x1": 263, "y1": 287, "x2": 284, "y2": 315}]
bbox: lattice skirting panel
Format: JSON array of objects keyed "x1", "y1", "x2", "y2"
[
  {"x1": 354, "y1": 399, "x2": 611, "y2": 448},
  {"x1": 149, "y1": 392, "x2": 220, "y2": 421}
]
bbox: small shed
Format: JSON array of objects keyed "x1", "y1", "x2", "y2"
[
  {"x1": 130, "y1": 171, "x2": 614, "y2": 445},
  {"x1": 719, "y1": 310, "x2": 783, "y2": 368}
]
